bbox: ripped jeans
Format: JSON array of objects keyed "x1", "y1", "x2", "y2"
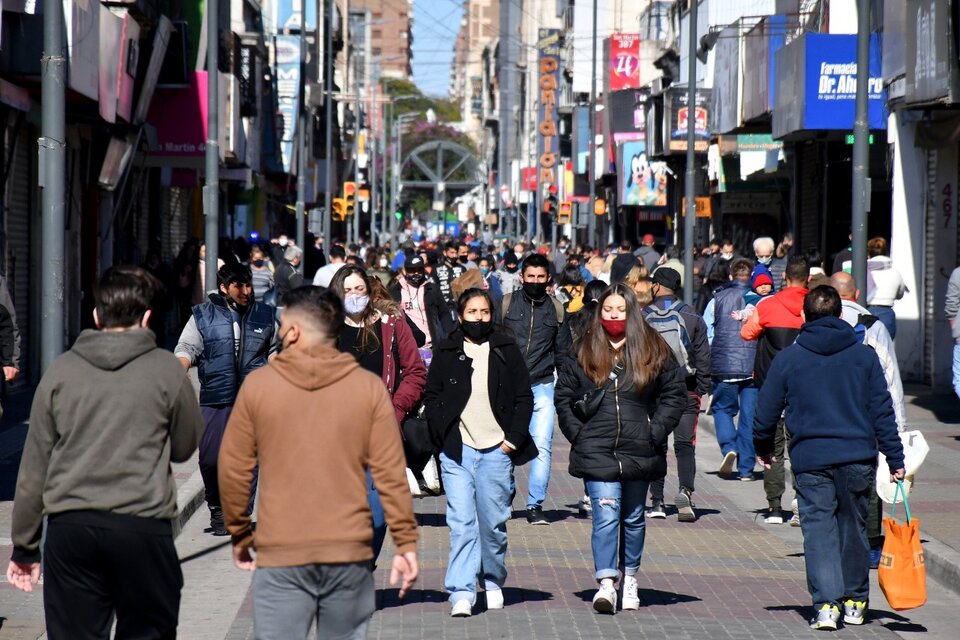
[{"x1": 584, "y1": 480, "x2": 650, "y2": 581}]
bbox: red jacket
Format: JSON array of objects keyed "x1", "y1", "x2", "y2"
[
  {"x1": 379, "y1": 312, "x2": 427, "y2": 425},
  {"x1": 741, "y1": 286, "x2": 808, "y2": 388}
]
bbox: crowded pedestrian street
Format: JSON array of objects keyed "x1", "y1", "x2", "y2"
[{"x1": 1, "y1": 383, "x2": 957, "y2": 639}]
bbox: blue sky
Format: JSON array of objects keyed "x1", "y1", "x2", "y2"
[{"x1": 411, "y1": 0, "x2": 465, "y2": 97}]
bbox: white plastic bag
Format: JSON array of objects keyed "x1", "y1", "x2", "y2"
[
  {"x1": 405, "y1": 457, "x2": 441, "y2": 498},
  {"x1": 877, "y1": 430, "x2": 929, "y2": 504}
]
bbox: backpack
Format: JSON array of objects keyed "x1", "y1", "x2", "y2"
[
  {"x1": 501, "y1": 291, "x2": 565, "y2": 326},
  {"x1": 643, "y1": 300, "x2": 696, "y2": 376}
]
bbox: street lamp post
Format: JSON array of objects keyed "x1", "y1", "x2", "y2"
[{"x1": 204, "y1": 0, "x2": 220, "y2": 298}]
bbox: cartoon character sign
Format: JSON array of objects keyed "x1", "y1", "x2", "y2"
[{"x1": 620, "y1": 141, "x2": 667, "y2": 206}]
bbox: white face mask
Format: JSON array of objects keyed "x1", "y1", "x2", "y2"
[
  {"x1": 757, "y1": 256, "x2": 772, "y2": 266},
  {"x1": 379, "y1": 258, "x2": 388, "y2": 268},
  {"x1": 721, "y1": 252, "x2": 734, "y2": 260},
  {"x1": 344, "y1": 295, "x2": 370, "y2": 316}
]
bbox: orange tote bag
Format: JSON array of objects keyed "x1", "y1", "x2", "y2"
[{"x1": 878, "y1": 481, "x2": 926, "y2": 610}]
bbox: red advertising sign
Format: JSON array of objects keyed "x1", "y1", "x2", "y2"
[{"x1": 609, "y1": 33, "x2": 641, "y2": 91}]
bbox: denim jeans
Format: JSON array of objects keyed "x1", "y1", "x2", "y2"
[
  {"x1": 953, "y1": 344, "x2": 960, "y2": 400},
  {"x1": 526, "y1": 382, "x2": 556, "y2": 508},
  {"x1": 366, "y1": 470, "x2": 386, "y2": 563},
  {"x1": 252, "y1": 562, "x2": 374, "y2": 640},
  {"x1": 585, "y1": 480, "x2": 650, "y2": 581},
  {"x1": 711, "y1": 379, "x2": 758, "y2": 478},
  {"x1": 867, "y1": 305, "x2": 896, "y2": 340},
  {"x1": 795, "y1": 463, "x2": 875, "y2": 608},
  {"x1": 440, "y1": 444, "x2": 514, "y2": 605}
]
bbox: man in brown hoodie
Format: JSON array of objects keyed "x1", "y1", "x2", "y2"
[{"x1": 219, "y1": 286, "x2": 418, "y2": 639}]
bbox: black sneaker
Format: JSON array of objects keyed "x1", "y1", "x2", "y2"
[
  {"x1": 526, "y1": 506, "x2": 549, "y2": 525},
  {"x1": 647, "y1": 499, "x2": 667, "y2": 519},
  {"x1": 208, "y1": 506, "x2": 229, "y2": 536}
]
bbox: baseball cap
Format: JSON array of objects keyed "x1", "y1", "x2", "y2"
[
  {"x1": 651, "y1": 267, "x2": 682, "y2": 291},
  {"x1": 404, "y1": 255, "x2": 425, "y2": 270},
  {"x1": 642, "y1": 233, "x2": 655, "y2": 245}
]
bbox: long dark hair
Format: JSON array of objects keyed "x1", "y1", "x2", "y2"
[
  {"x1": 328, "y1": 264, "x2": 384, "y2": 353},
  {"x1": 577, "y1": 283, "x2": 672, "y2": 392}
]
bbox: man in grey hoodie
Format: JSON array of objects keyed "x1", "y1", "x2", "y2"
[{"x1": 7, "y1": 266, "x2": 203, "y2": 638}]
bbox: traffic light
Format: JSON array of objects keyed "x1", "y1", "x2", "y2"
[
  {"x1": 594, "y1": 198, "x2": 606, "y2": 215},
  {"x1": 394, "y1": 210, "x2": 403, "y2": 221},
  {"x1": 331, "y1": 198, "x2": 347, "y2": 222},
  {"x1": 343, "y1": 181, "x2": 356, "y2": 216},
  {"x1": 557, "y1": 201, "x2": 572, "y2": 225}
]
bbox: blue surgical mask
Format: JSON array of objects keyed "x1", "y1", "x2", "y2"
[
  {"x1": 480, "y1": 267, "x2": 491, "y2": 277},
  {"x1": 344, "y1": 295, "x2": 370, "y2": 316}
]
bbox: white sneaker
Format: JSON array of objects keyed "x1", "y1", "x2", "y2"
[
  {"x1": 789, "y1": 498, "x2": 801, "y2": 527},
  {"x1": 592, "y1": 584, "x2": 617, "y2": 614},
  {"x1": 764, "y1": 508, "x2": 783, "y2": 525},
  {"x1": 485, "y1": 588, "x2": 504, "y2": 610},
  {"x1": 719, "y1": 451, "x2": 737, "y2": 477},
  {"x1": 621, "y1": 576, "x2": 640, "y2": 610},
  {"x1": 450, "y1": 599, "x2": 472, "y2": 617}
]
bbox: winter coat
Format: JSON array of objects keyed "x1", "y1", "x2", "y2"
[
  {"x1": 710, "y1": 281, "x2": 757, "y2": 379},
  {"x1": 754, "y1": 316, "x2": 904, "y2": 475},
  {"x1": 424, "y1": 332, "x2": 537, "y2": 465},
  {"x1": 740, "y1": 286, "x2": 808, "y2": 388},
  {"x1": 634, "y1": 245, "x2": 660, "y2": 272},
  {"x1": 555, "y1": 356, "x2": 686, "y2": 481},
  {"x1": 375, "y1": 311, "x2": 428, "y2": 426},
  {"x1": 945, "y1": 266, "x2": 960, "y2": 343},
  {"x1": 499, "y1": 290, "x2": 573, "y2": 385},
  {"x1": 193, "y1": 295, "x2": 276, "y2": 406},
  {"x1": 432, "y1": 261, "x2": 465, "y2": 306}
]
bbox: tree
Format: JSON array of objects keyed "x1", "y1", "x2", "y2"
[{"x1": 384, "y1": 78, "x2": 461, "y2": 122}]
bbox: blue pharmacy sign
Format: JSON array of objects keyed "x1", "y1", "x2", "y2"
[{"x1": 773, "y1": 33, "x2": 887, "y2": 138}]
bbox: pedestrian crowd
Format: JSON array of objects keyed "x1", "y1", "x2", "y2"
[{"x1": 3, "y1": 229, "x2": 914, "y2": 637}]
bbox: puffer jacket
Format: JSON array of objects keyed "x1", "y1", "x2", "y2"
[
  {"x1": 711, "y1": 280, "x2": 757, "y2": 379},
  {"x1": 500, "y1": 290, "x2": 573, "y2": 385},
  {"x1": 555, "y1": 356, "x2": 687, "y2": 481}
]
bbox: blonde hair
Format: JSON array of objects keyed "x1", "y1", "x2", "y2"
[{"x1": 625, "y1": 264, "x2": 653, "y2": 306}]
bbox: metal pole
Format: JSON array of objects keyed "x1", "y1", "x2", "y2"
[
  {"x1": 295, "y1": 6, "x2": 307, "y2": 270},
  {"x1": 371, "y1": 75, "x2": 379, "y2": 244},
  {"x1": 353, "y1": 53, "x2": 362, "y2": 246},
  {"x1": 852, "y1": 0, "x2": 871, "y2": 305},
  {"x1": 394, "y1": 117, "x2": 403, "y2": 244},
  {"x1": 682, "y1": 0, "x2": 697, "y2": 305},
  {"x1": 323, "y1": 0, "x2": 333, "y2": 254},
  {"x1": 587, "y1": 0, "x2": 598, "y2": 248},
  {"x1": 40, "y1": 0, "x2": 66, "y2": 370},
  {"x1": 204, "y1": 0, "x2": 220, "y2": 296},
  {"x1": 381, "y1": 98, "x2": 389, "y2": 246}
]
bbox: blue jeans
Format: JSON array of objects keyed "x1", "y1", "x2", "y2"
[
  {"x1": 867, "y1": 305, "x2": 896, "y2": 340},
  {"x1": 526, "y1": 382, "x2": 556, "y2": 508},
  {"x1": 585, "y1": 480, "x2": 649, "y2": 581},
  {"x1": 440, "y1": 444, "x2": 514, "y2": 605},
  {"x1": 953, "y1": 344, "x2": 960, "y2": 399},
  {"x1": 795, "y1": 463, "x2": 875, "y2": 608},
  {"x1": 711, "y1": 379, "x2": 758, "y2": 478},
  {"x1": 366, "y1": 471, "x2": 386, "y2": 563}
]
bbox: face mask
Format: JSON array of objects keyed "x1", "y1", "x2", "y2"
[
  {"x1": 479, "y1": 267, "x2": 491, "y2": 277},
  {"x1": 515, "y1": 252, "x2": 523, "y2": 261},
  {"x1": 461, "y1": 320, "x2": 494, "y2": 342},
  {"x1": 344, "y1": 295, "x2": 369, "y2": 316},
  {"x1": 522, "y1": 282, "x2": 548, "y2": 300},
  {"x1": 406, "y1": 273, "x2": 425, "y2": 287},
  {"x1": 721, "y1": 252, "x2": 734, "y2": 260},
  {"x1": 276, "y1": 328, "x2": 291, "y2": 354},
  {"x1": 252, "y1": 259, "x2": 264, "y2": 268},
  {"x1": 601, "y1": 318, "x2": 627, "y2": 340},
  {"x1": 379, "y1": 258, "x2": 388, "y2": 268},
  {"x1": 459, "y1": 255, "x2": 469, "y2": 264},
  {"x1": 757, "y1": 256, "x2": 772, "y2": 266},
  {"x1": 505, "y1": 264, "x2": 519, "y2": 273}
]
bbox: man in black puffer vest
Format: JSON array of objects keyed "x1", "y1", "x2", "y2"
[{"x1": 175, "y1": 263, "x2": 276, "y2": 535}]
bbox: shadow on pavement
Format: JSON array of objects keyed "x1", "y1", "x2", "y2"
[
  {"x1": 179, "y1": 539, "x2": 232, "y2": 564},
  {"x1": 573, "y1": 588, "x2": 701, "y2": 606},
  {"x1": 416, "y1": 512, "x2": 446, "y2": 527},
  {"x1": 376, "y1": 588, "x2": 448, "y2": 610},
  {"x1": 509, "y1": 508, "x2": 578, "y2": 524},
  {"x1": 907, "y1": 393, "x2": 960, "y2": 424}
]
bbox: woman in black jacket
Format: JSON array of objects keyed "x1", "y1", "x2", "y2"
[
  {"x1": 424, "y1": 288, "x2": 537, "y2": 618},
  {"x1": 555, "y1": 283, "x2": 686, "y2": 614}
]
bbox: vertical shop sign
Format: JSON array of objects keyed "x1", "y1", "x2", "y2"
[{"x1": 538, "y1": 29, "x2": 561, "y2": 190}]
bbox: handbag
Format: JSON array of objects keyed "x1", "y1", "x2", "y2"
[
  {"x1": 878, "y1": 481, "x2": 926, "y2": 610},
  {"x1": 571, "y1": 362, "x2": 624, "y2": 422},
  {"x1": 401, "y1": 404, "x2": 433, "y2": 471}
]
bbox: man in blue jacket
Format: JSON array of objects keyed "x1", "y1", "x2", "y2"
[
  {"x1": 754, "y1": 285, "x2": 905, "y2": 631},
  {"x1": 176, "y1": 263, "x2": 276, "y2": 535}
]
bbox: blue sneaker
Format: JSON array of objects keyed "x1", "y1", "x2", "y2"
[{"x1": 869, "y1": 547, "x2": 882, "y2": 570}]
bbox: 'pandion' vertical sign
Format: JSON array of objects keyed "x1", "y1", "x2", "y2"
[{"x1": 538, "y1": 29, "x2": 562, "y2": 191}]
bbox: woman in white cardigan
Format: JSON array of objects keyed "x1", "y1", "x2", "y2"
[{"x1": 865, "y1": 237, "x2": 906, "y2": 340}]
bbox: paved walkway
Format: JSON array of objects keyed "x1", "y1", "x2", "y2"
[{"x1": 0, "y1": 382, "x2": 957, "y2": 639}]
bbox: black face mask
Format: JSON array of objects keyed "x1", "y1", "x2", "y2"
[
  {"x1": 406, "y1": 273, "x2": 426, "y2": 287},
  {"x1": 459, "y1": 255, "x2": 469, "y2": 264},
  {"x1": 522, "y1": 282, "x2": 548, "y2": 300},
  {"x1": 505, "y1": 264, "x2": 519, "y2": 273},
  {"x1": 461, "y1": 320, "x2": 494, "y2": 342},
  {"x1": 252, "y1": 259, "x2": 264, "y2": 268}
]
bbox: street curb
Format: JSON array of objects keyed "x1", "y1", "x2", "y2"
[
  {"x1": 174, "y1": 471, "x2": 206, "y2": 538},
  {"x1": 697, "y1": 411, "x2": 960, "y2": 597}
]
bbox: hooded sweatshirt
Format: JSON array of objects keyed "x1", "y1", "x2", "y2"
[
  {"x1": 753, "y1": 316, "x2": 904, "y2": 475},
  {"x1": 741, "y1": 285, "x2": 808, "y2": 387},
  {"x1": 11, "y1": 329, "x2": 203, "y2": 562},
  {"x1": 218, "y1": 344, "x2": 417, "y2": 568}
]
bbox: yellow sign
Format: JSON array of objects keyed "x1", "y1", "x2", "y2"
[
  {"x1": 594, "y1": 198, "x2": 606, "y2": 215},
  {"x1": 681, "y1": 197, "x2": 712, "y2": 218}
]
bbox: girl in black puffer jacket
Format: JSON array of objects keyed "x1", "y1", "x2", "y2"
[{"x1": 555, "y1": 283, "x2": 686, "y2": 614}]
